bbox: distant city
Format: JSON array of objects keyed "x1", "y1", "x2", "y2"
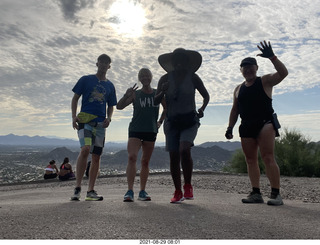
[{"x1": 0, "y1": 134, "x2": 242, "y2": 185}]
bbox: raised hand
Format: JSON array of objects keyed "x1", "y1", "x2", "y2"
[
  {"x1": 125, "y1": 83, "x2": 138, "y2": 98},
  {"x1": 257, "y1": 40, "x2": 275, "y2": 58}
]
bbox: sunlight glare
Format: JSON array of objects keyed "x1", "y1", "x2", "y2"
[{"x1": 108, "y1": 0, "x2": 147, "y2": 38}]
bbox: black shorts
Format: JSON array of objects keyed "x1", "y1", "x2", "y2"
[
  {"x1": 129, "y1": 131, "x2": 157, "y2": 142},
  {"x1": 239, "y1": 120, "x2": 279, "y2": 138},
  {"x1": 44, "y1": 173, "x2": 57, "y2": 179}
]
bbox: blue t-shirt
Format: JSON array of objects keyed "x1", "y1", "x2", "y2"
[{"x1": 72, "y1": 75, "x2": 117, "y2": 122}]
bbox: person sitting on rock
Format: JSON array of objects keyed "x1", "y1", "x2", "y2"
[
  {"x1": 59, "y1": 157, "x2": 75, "y2": 181},
  {"x1": 44, "y1": 160, "x2": 59, "y2": 179}
]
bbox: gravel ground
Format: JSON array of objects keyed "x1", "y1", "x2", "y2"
[{"x1": 1, "y1": 171, "x2": 319, "y2": 203}]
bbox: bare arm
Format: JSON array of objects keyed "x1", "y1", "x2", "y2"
[
  {"x1": 116, "y1": 84, "x2": 138, "y2": 110},
  {"x1": 68, "y1": 163, "x2": 73, "y2": 172},
  {"x1": 262, "y1": 57, "x2": 288, "y2": 88},
  {"x1": 154, "y1": 75, "x2": 168, "y2": 105},
  {"x1": 71, "y1": 93, "x2": 81, "y2": 130},
  {"x1": 157, "y1": 97, "x2": 167, "y2": 128},
  {"x1": 225, "y1": 85, "x2": 241, "y2": 139},
  {"x1": 257, "y1": 41, "x2": 288, "y2": 95},
  {"x1": 193, "y1": 74, "x2": 210, "y2": 118},
  {"x1": 54, "y1": 164, "x2": 59, "y2": 174},
  {"x1": 103, "y1": 106, "x2": 114, "y2": 128}
]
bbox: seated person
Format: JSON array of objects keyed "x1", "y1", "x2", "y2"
[
  {"x1": 85, "y1": 161, "x2": 91, "y2": 178},
  {"x1": 85, "y1": 161, "x2": 100, "y2": 178},
  {"x1": 44, "y1": 160, "x2": 59, "y2": 179},
  {"x1": 58, "y1": 157, "x2": 75, "y2": 181}
]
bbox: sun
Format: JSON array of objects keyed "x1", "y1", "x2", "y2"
[{"x1": 108, "y1": 0, "x2": 147, "y2": 38}]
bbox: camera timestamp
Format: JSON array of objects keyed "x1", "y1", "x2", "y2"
[{"x1": 139, "y1": 239, "x2": 180, "y2": 244}]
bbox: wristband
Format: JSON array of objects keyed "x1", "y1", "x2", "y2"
[{"x1": 270, "y1": 56, "x2": 277, "y2": 61}]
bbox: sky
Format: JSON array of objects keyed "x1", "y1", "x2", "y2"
[{"x1": 0, "y1": 0, "x2": 320, "y2": 145}]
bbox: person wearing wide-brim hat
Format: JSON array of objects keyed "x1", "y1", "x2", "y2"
[{"x1": 154, "y1": 48, "x2": 210, "y2": 203}]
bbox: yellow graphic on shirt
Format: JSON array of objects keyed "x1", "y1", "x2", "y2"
[{"x1": 89, "y1": 85, "x2": 106, "y2": 104}]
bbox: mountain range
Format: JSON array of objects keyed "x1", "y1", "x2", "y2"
[
  {"x1": 0, "y1": 134, "x2": 242, "y2": 184},
  {"x1": 0, "y1": 133, "x2": 78, "y2": 146},
  {"x1": 30, "y1": 145, "x2": 235, "y2": 174},
  {"x1": 0, "y1": 134, "x2": 127, "y2": 152},
  {"x1": 0, "y1": 134, "x2": 241, "y2": 151}
]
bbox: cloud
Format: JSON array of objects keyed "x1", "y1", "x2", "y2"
[
  {"x1": 57, "y1": 0, "x2": 98, "y2": 21},
  {"x1": 0, "y1": 0, "x2": 320, "y2": 142},
  {"x1": 279, "y1": 111, "x2": 320, "y2": 142}
]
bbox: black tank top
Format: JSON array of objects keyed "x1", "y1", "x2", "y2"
[{"x1": 238, "y1": 77, "x2": 274, "y2": 121}]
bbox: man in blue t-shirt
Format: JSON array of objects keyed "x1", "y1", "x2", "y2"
[{"x1": 71, "y1": 54, "x2": 117, "y2": 201}]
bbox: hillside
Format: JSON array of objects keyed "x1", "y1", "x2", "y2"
[
  {"x1": 198, "y1": 141, "x2": 241, "y2": 151},
  {"x1": 101, "y1": 145, "x2": 233, "y2": 171},
  {"x1": 0, "y1": 144, "x2": 234, "y2": 184}
]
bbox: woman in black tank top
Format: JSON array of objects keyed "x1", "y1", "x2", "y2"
[{"x1": 225, "y1": 41, "x2": 288, "y2": 206}]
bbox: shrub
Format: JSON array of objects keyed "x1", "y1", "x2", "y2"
[{"x1": 226, "y1": 128, "x2": 320, "y2": 177}]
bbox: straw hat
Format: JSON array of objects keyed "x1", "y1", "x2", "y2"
[{"x1": 158, "y1": 48, "x2": 202, "y2": 73}]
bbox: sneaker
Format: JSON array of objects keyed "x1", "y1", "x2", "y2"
[
  {"x1": 183, "y1": 184, "x2": 194, "y2": 200},
  {"x1": 71, "y1": 187, "x2": 81, "y2": 201},
  {"x1": 170, "y1": 189, "x2": 184, "y2": 204},
  {"x1": 138, "y1": 190, "x2": 151, "y2": 201},
  {"x1": 267, "y1": 194, "x2": 284, "y2": 206},
  {"x1": 85, "y1": 190, "x2": 103, "y2": 201},
  {"x1": 124, "y1": 190, "x2": 134, "y2": 202},
  {"x1": 242, "y1": 192, "x2": 264, "y2": 204}
]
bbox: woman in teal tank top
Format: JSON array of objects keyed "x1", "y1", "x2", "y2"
[{"x1": 117, "y1": 68, "x2": 166, "y2": 202}]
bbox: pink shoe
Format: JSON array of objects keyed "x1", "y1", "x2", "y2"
[
  {"x1": 183, "y1": 184, "x2": 194, "y2": 200},
  {"x1": 170, "y1": 189, "x2": 184, "y2": 203}
]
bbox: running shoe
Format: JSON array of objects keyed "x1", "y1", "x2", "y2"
[
  {"x1": 138, "y1": 190, "x2": 151, "y2": 201},
  {"x1": 183, "y1": 184, "x2": 194, "y2": 200},
  {"x1": 242, "y1": 192, "x2": 264, "y2": 204},
  {"x1": 71, "y1": 187, "x2": 81, "y2": 201},
  {"x1": 124, "y1": 190, "x2": 134, "y2": 202},
  {"x1": 267, "y1": 194, "x2": 284, "y2": 206},
  {"x1": 85, "y1": 190, "x2": 103, "y2": 201},
  {"x1": 170, "y1": 189, "x2": 184, "y2": 204}
]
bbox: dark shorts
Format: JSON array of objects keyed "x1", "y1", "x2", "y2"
[
  {"x1": 129, "y1": 131, "x2": 157, "y2": 142},
  {"x1": 59, "y1": 172, "x2": 75, "y2": 181},
  {"x1": 164, "y1": 120, "x2": 199, "y2": 152},
  {"x1": 239, "y1": 119, "x2": 279, "y2": 138},
  {"x1": 44, "y1": 173, "x2": 57, "y2": 179}
]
